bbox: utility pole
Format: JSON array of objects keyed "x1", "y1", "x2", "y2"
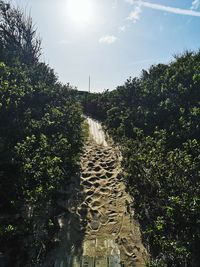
[{"x1": 89, "y1": 75, "x2": 91, "y2": 93}]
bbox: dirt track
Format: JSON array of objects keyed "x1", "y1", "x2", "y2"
[{"x1": 44, "y1": 118, "x2": 147, "y2": 267}]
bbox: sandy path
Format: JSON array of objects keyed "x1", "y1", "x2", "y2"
[
  {"x1": 79, "y1": 142, "x2": 147, "y2": 266},
  {"x1": 44, "y1": 118, "x2": 147, "y2": 267},
  {"x1": 86, "y1": 117, "x2": 108, "y2": 147}
]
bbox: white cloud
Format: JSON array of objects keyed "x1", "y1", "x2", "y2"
[
  {"x1": 141, "y1": 1, "x2": 200, "y2": 16},
  {"x1": 191, "y1": 0, "x2": 200, "y2": 10},
  {"x1": 127, "y1": 5, "x2": 142, "y2": 22},
  {"x1": 99, "y1": 35, "x2": 118, "y2": 44},
  {"x1": 125, "y1": 0, "x2": 200, "y2": 17}
]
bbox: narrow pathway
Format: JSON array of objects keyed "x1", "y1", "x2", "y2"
[
  {"x1": 78, "y1": 118, "x2": 147, "y2": 266},
  {"x1": 44, "y1": 118, "x2": 147, "y2": 267}
]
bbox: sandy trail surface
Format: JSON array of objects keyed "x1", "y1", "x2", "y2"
[
  {"x1": 86, "y1": 117, "x2": 108, "y2": 147},
  {"x1": 44, "y1": 118, "x2": 147, "y2": 267}
]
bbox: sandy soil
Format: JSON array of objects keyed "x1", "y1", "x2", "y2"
[
  {"x1": 43, "y1": 118, "x2": 147, "y2": 267},
  {"x1": 86, "y1": 117, "x2": 108, "y2": 147}
]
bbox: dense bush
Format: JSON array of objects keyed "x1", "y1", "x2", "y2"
[
  {"x1": 82, "y1": 51, "x2": 200, "y2": 266},
  {"x1": 123, "y1": 132, "x2": 200, "y2": 267},
  {"x1": 0, "y1": 2, "x2": 84, "y2": 266}
]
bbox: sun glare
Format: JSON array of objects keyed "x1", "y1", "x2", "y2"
[{"x1": 67, "y1": 0, "x2": 95, "y2": 27}]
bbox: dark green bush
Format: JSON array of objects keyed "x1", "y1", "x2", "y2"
[
  {"x1": 0, "y1": 2, "x2": 84, "y2": 266},
  {"x1": 82, "y1": 51, "x2": 200, "y2": 266}
]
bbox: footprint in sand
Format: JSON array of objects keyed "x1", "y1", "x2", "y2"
[
  {"x1": 93, "y1": 182, "x2": 100, "y2": 188},
  {"x1": 94, "y1": 166, "x2": 102, "y2": 172},
  {"x1": 84, "y1": 189, "x2": 94, "y2": 196},
  {"x1": 100, "y1": 188, "x2": 110, "y2": 194},
  {"x1": 89, "y1": 220, "x2": 101, "y2": 231},
  {"x1": 87, "y1": 177, "x2": 98, "y2": 183},
  {"x1": 106, "y1": 171, "x2": 114, "y2": 178},
  {"x1": 82, "y1": 172, "x2": 92, "y2": 179},
  {"x1": 82, "y1": 180, "x2": 92, "y2": 187},
  {"x1": 85, "y1": 196, "x2": 92, "y2": 203}
]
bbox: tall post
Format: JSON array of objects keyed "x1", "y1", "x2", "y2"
[{"x1": 89, "y1": 75, "x2": 91, "y2": 93}]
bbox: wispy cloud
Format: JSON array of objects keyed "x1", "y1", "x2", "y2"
[
  {"x1": 99, "y1": 35, "x2": 118, "y2": 44},
  {"x1": 126, "y1": 0, "x2": 200, "y2": 18},
  {"x1": 141, "y1": 1, "x2": 200, "y2": 17},
  {"x1": 127, "y1": 5, "x2": 142, "y2": 22},
  {"x1": 191, "y1": 0, "x2": 200, "y2": 10}
]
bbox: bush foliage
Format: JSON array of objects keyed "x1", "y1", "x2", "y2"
[
  {"x1": 82, "y1": 51, "x2": 200, "y2": 266},
  {"x1": 0, "y1": 1, "x2": 83, "y2": 266}
]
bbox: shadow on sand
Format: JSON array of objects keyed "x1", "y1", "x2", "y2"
[{"x1": 43, "y1": 173, "x2": 88, "y2": 267}]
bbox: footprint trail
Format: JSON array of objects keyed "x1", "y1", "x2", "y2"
[{"x1": 44, "y1": 118, "x2": 147, "y2": 267}]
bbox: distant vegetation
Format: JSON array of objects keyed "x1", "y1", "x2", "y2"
[
  {"x1": 0, "y1": 1, "x2": 84, "y2": 266},
  {"x1": 81, "y1": 51, "x2": 200, "y2": 266}
]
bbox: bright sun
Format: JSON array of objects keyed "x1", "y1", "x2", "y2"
[{"x1": 67, "y1": 0, "x2": 95, "y2": 27}]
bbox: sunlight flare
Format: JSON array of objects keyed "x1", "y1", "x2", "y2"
[{"x1": 67, "y1": 0, "x2": 95, "y2": 27}]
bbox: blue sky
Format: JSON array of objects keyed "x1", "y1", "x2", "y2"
[{"x1": 13, "y1": 0, "x2": 200, "y2": 92}]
